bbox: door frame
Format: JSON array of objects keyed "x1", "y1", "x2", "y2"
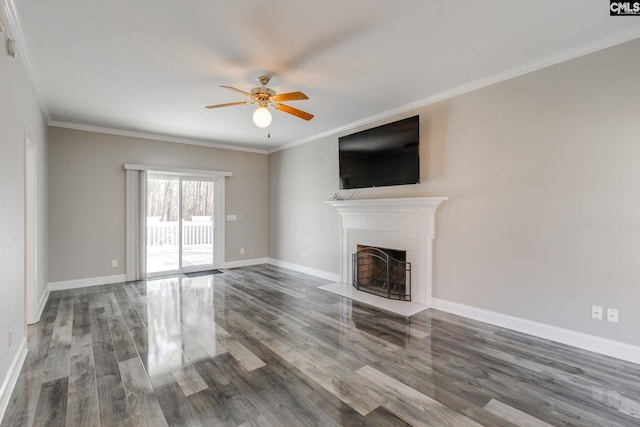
[
  {"x1": 146, "y1": 173, "x2": 220, "y2": 277},
  {"x1": 124, "y1": 164, "x2": 231, "y2": 281},
  {"x1": 24, "y1": 135, "x2": 37, "y2": 325}
]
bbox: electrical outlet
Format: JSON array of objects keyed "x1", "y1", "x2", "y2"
[
  {"x1": 240, "y1": 248, "x2": 245, "y2": 255},
  {"x1": 607, "y1": 308, "x2": 619, "y2": 323},
  {"x1": 112, "y1": 259, "x2": 118, "y2": 267},
  {"x1": 591, "y1": 305, "x2": 603, "y2": 320},
  {"x1": 302, "y1": 251, "x2": 306, "y2": 261},
  {"x1": 9, "y1": 330, "x2": 12, "y2": 347}
]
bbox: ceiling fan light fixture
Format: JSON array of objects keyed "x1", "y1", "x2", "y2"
[
  {"x1": 253, "y1": 105, "x2": 272, "y2": 128},
  {"x1": 207, "y1": 75, "x2": 313, "y2": 125}
]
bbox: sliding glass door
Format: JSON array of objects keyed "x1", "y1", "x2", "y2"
[
  {"x1": 146, "y1": 174, "x2": 215, "y2": 276},
  {"x1": 181, "y1": 179, "x2": 214, "y2": 269}
]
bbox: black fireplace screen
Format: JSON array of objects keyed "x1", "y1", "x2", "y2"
[{"x1": 352, "y1": 246, "x2": 411, "y2": 301}]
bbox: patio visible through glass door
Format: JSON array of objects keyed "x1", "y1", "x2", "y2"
[
  {"x1": 146, "y1": 175, "x2": 215, "y2": 275},
  {"x1": 180, "y1": 179, "x2": 214, "y2": 269}
]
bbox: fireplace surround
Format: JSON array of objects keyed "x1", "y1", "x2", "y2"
[{"x1": 323, "y1": 197, "x2": 447, "y2": 315}]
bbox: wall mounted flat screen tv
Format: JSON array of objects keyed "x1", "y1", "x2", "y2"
[{"x1": 339, "y1": 115, "x2": 419, "y2": 190}]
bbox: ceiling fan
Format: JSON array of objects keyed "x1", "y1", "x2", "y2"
[{"x1": 205, "y1": 75, "x2": 314, "y2": 128}]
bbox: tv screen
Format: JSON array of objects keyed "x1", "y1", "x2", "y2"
[{"x1": 339, "y1": 115, "x2": 420, "y2": 190}]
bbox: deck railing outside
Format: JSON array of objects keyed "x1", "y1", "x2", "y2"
[{"x1": 147, "y1": 221, "x2": 213, "y2": 246}]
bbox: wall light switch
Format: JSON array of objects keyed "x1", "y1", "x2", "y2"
[
  {"x1": 226, "y1": 214, "x2": 237, "y2": 221},
  {"x1": 607, "y1": 308, "x2": 619, "y2": 323}
]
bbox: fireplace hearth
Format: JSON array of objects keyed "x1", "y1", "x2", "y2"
[{"x1": 353, "y1": 245, "x2": 411, "y2": 301}]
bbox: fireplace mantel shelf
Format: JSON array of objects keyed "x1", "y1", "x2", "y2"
[
  {"x1": 325, "y1": 196, "x2": 448, "y2": 211},
  {"x1": 322, "y1": 196, "x2": 448, "y2": 316}
]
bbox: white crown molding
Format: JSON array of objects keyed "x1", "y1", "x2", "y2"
[
  {"x1": 432, "y1": 298, "x2": 640, "y2": 365},
  {"x1": 2, "y1": 0, "x2": 50, "y2": 121},
  {"x1": 49, "y1": 121, "x2": 269, "y2": 155},
  {"x1": 269, "y1": 25, "x2": 640, "y2": 154}
]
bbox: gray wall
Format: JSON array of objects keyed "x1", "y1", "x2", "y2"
[
  {"x1": 48, "y1": 128, "x2": 268, "y2": 282},
  {"x1": 269, "y1": 137, "x2": 341, "y2": 271},
  {"x1": 269, "y1": 39, "x2": 640, "y2": 346},
  {"x1": 0, "y1": 25, "x2": 48, "y2": 404}
]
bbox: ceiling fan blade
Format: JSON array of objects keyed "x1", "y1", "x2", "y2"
[
  {"x1": 271, "y1": 91, "x2": 309, "y2": 102},
  {"x1": 220, "y1": 85, "x2": 254, "y2": 98},
  {"x1": 205, "y1": 101, "x2": 250, "y2": 109},
  {"x1": 275, "y1": 103, "x2": 314, "y2": 121}
]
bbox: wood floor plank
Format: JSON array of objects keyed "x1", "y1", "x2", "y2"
[
  {"x1": 65, "y1": 302, "x2": 99, "y2": 427},
  {"x1": 230, "y1": 333, "x2": 320, "y2": 398},
  {"x1": 191, "y1": 358, "x2": 259, "y2": 426},
  {"x1": 356, "y1": 365, "x2": 483, "y2": 427},
  {"x1": 131, "y1": 298, "x2": 209, "y2": 397},
  {"x1": 42, "y1": 300, "x2": 74, "y2": 383},
  {"x1": 150, "y1": 374, "x2": 206, "y2": 427},
  {"x1": 186, "y1": 321, "x2": 266, "y2": 372},
  {"x1": 90, "y1": 307, "x2": 132, "y2": 425},
  {"x1": 227, "y1": 310, "x2": 384, "y2": 416},
  {"x1": 485, "y1": 399, "x2": 554, "y2": 427},
  {"x1": 116, "y1": 302, "x2": 152, "y2": 370},
  {"x1": 238, "y1": 414, "x2": 274, "y2": 427},
  {"x1": 186, "y1": 389, "x2": 237, "y2": 427},
  {"x1": 212, "y1": 352, "x2": 340, "y2": 427},
  {"x1": 108, "y1": 314, "x2": 139, "y2": 363},
  {"x1": 119, "y1": 356, "x2": 169, "y2": 427},
  {"x1": 33, "y1": 378, "x2": 68, "y2": 427},
  {"x1": 364, "y1": 406, "x2": 415, "y2": 427},
  {"x1": 173, "y1": 364, "x2": 209, "y2": 397},
  {"x1": 228, "y1": 341, "x2": 267, "y2": 372}
]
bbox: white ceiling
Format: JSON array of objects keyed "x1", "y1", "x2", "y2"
[{"x1": 10, "y1": 0, "x2": 640, "y2": 151}]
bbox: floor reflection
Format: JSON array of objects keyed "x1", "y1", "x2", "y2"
[
  {"x1": 145, "y1": 275, "x2": 216, "y2": 377},
  {"x1": 336, "y1": 297, "x2": 433, "y2": 349}
]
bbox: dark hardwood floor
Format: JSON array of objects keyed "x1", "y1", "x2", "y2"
[{"x1": 3, "y1": 265, "x2": 640, "y2": 426}]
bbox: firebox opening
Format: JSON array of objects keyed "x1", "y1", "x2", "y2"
[{"x1": 353, "y1": 245, "x2": 411, "y2": 301}]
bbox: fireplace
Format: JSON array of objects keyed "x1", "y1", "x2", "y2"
[
  {"x1": 324, "y1": 197, "x2": 447, "y2": 315},
  {"x1": 353, "y1": 245, "x2": 411, "y2": 300}
]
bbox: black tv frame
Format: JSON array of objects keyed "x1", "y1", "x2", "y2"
[{"x1": 338, "y1": 115, "x2": 420, "y2": 190}]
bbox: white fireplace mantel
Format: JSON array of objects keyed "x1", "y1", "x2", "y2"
[{"x1": 323, "y1": 197, "x2": 447, "y2": 316}]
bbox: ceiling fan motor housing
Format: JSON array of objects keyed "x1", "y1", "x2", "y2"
[{"x1": 251, "y1": 86, "x2": 276, "y2": 101}]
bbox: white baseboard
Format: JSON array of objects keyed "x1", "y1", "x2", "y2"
[
  {"x1": 432, "y1": 298, "x2": 640, "y2": 365},
  {"x1": 267, "y1": 258, "x2": 340, "y2": 282},
  {"x1": 48, "y1": 274, "x2": 126, "y2": 292},
  {"x1": 35, "y1": 288, "x2": 49, "y2": 322},
  {"x1": 224, "y1": 257, "x2": 269, "y2": 269},
  {"x1": 0, "y1": 338, "x2": 28, "y2": 423}
]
